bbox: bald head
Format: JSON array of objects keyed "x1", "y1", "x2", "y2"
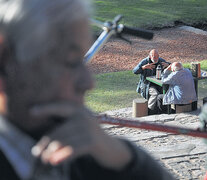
[
  {"x1": 149, "y1": 49, "x2": 159, "y2": 63},
  {"x1": 171, "y1": 62, "x2": 183, "y2": 72}
]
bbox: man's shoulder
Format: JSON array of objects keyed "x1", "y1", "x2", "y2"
[
  {"x1": 180, "y1": 68, "x2": 191, "y2": 74},
  {"x1": 184, "y1": 68, "x2": 194, "y2": 77},
  {"x1": 140, "y1": 57, "x2": 150, "y2": 63},
  {"x1": 175, "y1": 69, "x2": 193, "y2": 78},
  {"x1": 184, "y1": 68, "x2": 191, "y2": 73},
  {"x1": 159, "y1": 57, "x2": 167, "y2": 62}
]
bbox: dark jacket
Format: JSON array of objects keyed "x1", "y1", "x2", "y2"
[
  {"x1": 0, "y1": 140, "x2": 174, "y2": 180},
  {"x1": 133, "y1": 57, "x2": 169, "y2": 99}
]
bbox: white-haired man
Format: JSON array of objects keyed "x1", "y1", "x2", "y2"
[
  {"x1": 0, "y1": 0, "x2": 174, "y2": 179},
  {"x1": 157, "y1": 62, "x2": 197, "y2": 113}
]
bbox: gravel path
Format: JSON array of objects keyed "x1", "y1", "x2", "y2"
[{"x1": 88, "y1": 26, "x2": 207, "y2": 74}]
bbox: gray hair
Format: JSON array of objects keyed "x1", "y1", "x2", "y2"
[
  {"x1": 0, "y1": 0, "x2": 91, "y2": 62},
  {"x1": 172, "y1": 62, "x2": 183, "y2": 72}
]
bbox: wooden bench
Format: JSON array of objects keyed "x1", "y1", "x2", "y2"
[{"x1": 171, "y1": 103, "x2": 192, "y2": 113}]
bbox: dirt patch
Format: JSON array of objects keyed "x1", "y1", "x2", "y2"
[{"x1": 87, "y1": 27, "x2": 207, "y2": 74}]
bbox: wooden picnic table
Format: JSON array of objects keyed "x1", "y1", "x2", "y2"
[
  {"x1": 146, "y1": 76, "x2": 171, "y2": 113},
  {"x1": 146, "y1": 71, "x2": 207, "y2": 114}
]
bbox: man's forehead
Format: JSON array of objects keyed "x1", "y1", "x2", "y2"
[{"x1": 150, "y1": 50, "x2": 158, "y2": 55}]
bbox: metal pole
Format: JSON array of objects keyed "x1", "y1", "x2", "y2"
[
  {"x1": 83, "y1": 29, "x2": 115, "y2": 64},
  {"x1": 98, "y1": 115, "x2": 207, "y2": 139}
]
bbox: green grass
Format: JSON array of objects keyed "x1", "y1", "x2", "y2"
[
  {"x1": 183, "y1": 60, "x2": 207, "y2": 70},
  {"x1": 86, "y1": 60, "x2": 207, "y2": 113},
  {"x1": 85, "y1": 71, "x2": 140, "y2": 112},
  {"x1": 87, "y1": 1, "x2": 207, "y2": 112},
  {"x1": 92, "y1": 0, "x2": 207, "y2": 29}
]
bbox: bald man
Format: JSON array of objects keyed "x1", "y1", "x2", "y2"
[
  {"x1": 133, "y1": 49, "x2": 170, "y2": 114},
  {"x1": 157, "y1": 62, "x2": 197, "y2": 113}
]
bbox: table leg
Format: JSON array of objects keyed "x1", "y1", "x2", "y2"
[
  {"x1": 163, "y1": 84, "x2": 171, "y2": 114},
  {"x1": 167, "y1": 105, "x2": 171, "y2": 114},
  {"x1": 193, "y1": 79, "x2": 198, "y2": 110}
]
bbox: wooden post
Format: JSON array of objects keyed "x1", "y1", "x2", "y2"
[
  {"x1": 132, "y1": 98, "x2": 148, "y2": 117},
  {"x1": 191, "y1": 62, "x2": 201, "y2": 111},
  {"x1": 191, "y1": 62, "x2": 201, "y2": 78}
]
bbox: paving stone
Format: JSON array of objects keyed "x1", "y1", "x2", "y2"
[{"x1": 101, "y1": 107, "x2": 207, "y2": 179}]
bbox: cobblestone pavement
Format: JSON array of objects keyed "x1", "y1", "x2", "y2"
[{"x1": 101, "y1": 107, "x2": 207, "y2": 179}]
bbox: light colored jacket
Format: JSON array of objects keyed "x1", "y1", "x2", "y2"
[{"x1": 162, "y1": 68, "x2": 197, "y2": 105}]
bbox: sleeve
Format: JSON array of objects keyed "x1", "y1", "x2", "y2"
[
  {"x1": 162, "y1": 70, "x2": 177, "y2": 85},
  {"x1": 159, "y1": 58, "x2": 171, "y2": 65},
  {"x1": 70, "y1": 139, "x2": 175, "y2": 180},
  {"x1": 133, "y1": 58, "x2": 148, "y2": 74}
]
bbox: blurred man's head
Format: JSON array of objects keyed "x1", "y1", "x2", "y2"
[
  {"x1": 171, "y1": 62, "x2": 183, "y2": 72},
  {"x1": 149, "y1": 49, "x2": 159, "y2": 63},
  {"x1": 0, "y1": 0, "x2": 93, "y2": 135}
]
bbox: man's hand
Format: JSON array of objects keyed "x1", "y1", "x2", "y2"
[
  {"x1": 31, "y1": 103, "x2": 132, "y2": 170},
  {"x1": 161, "y1": 62, "x2": 170, "y2": 69},
  {"x1": 142, "y1": 63, "x2": 156, "y2": 70}
]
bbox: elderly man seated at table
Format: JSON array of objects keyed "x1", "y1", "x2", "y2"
[
  {"x1": 133, "y1": 49, "x2": 170, "y2": 115},
  {"x1": 157, "y1": 62, "x2": 197, "y2": 114}
]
